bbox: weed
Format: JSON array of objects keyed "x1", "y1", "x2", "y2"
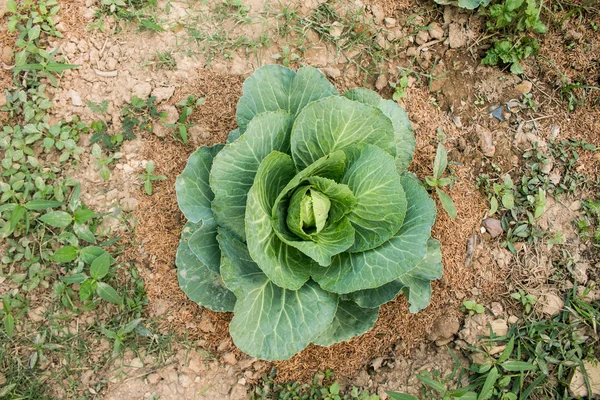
[
  {"x1": 139, "y1": 161, "x2": 166, "y2": 195},
  {"x1": 511, "y1": 289, "x2": 537, "y2": 313},
  {"x1": 251, "y1": 370, "x2": 378, "y2": 399},
  {"x1": 390, "y1": 75, "x2": 409, "y2": 101},
  {"x1": 425, "y1": 143, "x2": 457, "y2": 220},
  {"x1": 91, "y1": 143, "x2": 122, "y2": 181},
  {"x1": 462, "y1": 300, "x2": 485, "y2": 315},
  {"x1": 166, "y1": 95, "x2": 204, "y2": 144},
  {"x1": 478, "y1": 0, "x2": 547, "y2": 74},
  {"x1": 154, "y1": 50, "x2": 177, "y2": 70}
]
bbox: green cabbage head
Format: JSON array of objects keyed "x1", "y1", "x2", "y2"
[{"x1": 175, "y1": 65, "x2": 442, "y2": 361}]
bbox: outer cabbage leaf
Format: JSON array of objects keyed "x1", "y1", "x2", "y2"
[
  {"x1": 218, "y1": 231, "x2": 338, "y2": 360},
  {"x1": 311, "y1": 299, "x2": 379, "y2": 347},
  {"x1": 312, "y1": 175, "x2": 436, "y2": 294},
  {"x1": 344, "y1": 88, "x2": 415, "y2": 172},
  {"x1": 210, "y1": 111, "x2": 293, "y2": 240},
  {"x1": 236, "y1": 65, "x2": 338, "y2": 133},
  {"x1": 175, "y1": 144, "x2": 223, "y2": 224},
  {"x1": 177, "y1": 222, "x2": 235, "y2": 312},
  {"x1": 245, "y1": 151, "x2": 314, "y2": 290},
  {"x1": 290, "y1": 96, "x2": 396, "y2": 171},
  {"x1": 348, "y1": 280, "x2": 404, "y2": 309},
  {"x1": 341, "y1": 144, "x2": 407, "y2": 252},
  {"x1": 349, "y1": 238, "x2": 442, "y2": 310},
  {"x1": 188, "y1": 219, "x2": 220, "y2": 272},
  {"x1": 398, "y1": 238, "x2": 443, "y2": 313}
]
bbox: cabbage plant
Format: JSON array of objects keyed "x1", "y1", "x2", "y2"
[{"x1": 175, "y1": 65, "x2": 442, "y2": 361}]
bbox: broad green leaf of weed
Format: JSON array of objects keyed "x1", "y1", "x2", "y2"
[{"x1": 96, "y1": 282, "x2": 122, "y2": 304}]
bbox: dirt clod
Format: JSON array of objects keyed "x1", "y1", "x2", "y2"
[
  {"x1": 448, "y1": 23, "x2": 467, "y2": 48},
  {"x1": 570, "y1": 360, "x2": 600, "y2": 398},
  {"x1": 539, "y1": 293, "x2": 564, "y2": 316}
]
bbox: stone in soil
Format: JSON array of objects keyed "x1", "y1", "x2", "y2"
[
  {"x1": 428, "y1": 314, "x2": 460, "y2": 345},
  {"x1": 428, "y1": 22, "x2": 444, "y2": 40},
  {"x1": 515, "y1": 80, "x2": 533, "y2": 95},
  {"x1": 151, "y1": 86, "x2": 175, "y2": 103},
  {"x1": 482, "y1": 218, "x2": 503, "y2": 238},
  {"x1": 477, "y1": 126, "x2": 495, "y2": 157},
  {"x1": 539, "y1": 293, "x2": 564, "y2": 316},
  {"x1": 448, "y1": 23, "x2": 467, "y2": 48},
  {"x1": 1, "y1": 46, "x2": 13, "y2": 64}
]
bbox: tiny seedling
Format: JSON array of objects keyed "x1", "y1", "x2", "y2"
[
  {"x1": 510, "y1": 289, "x2": 536, "y2": 313},
  {"x1": 101, "y1": 317, "x2": 144, "y2": 356},
  {"x1": 166, "y1": 95, "x2": 205, "y2": 143},
  {"x1": 139, "y1": 161, "x2": 166, "y2": 195},
  {"x1": 390, "y1": 75, "x2": 409, "y2": 102},
  {"x1": 462, "y1": 300, "x2": 485, "y2": 315},
  {"x1": 425, "y1": 143, "x2": 457, "y2": 220},
  {"x1": 91, "y1": 143, "x2": 122, "y2": 181}
]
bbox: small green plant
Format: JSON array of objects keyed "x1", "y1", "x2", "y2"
[
  {"x1": 425, "y1": 143, "x2": 457, "y2": 220},
  {"x1": 462, "y1": 300, "x2": 485, "y2": 315},
  {"x1": 154, "y1": 50, "x2": 177, "y2": 70},
  {"x1": 481, "y1": 0, "x2": 547, "y2": 74},
  {"x1": 487, "y1": 174, "x2": 515, "y2": 216},
  {"x1": 101, "y1": 317, "x2": 144, "y2": 356},
  {"x1": 511, "y1": 289, "x2": 536, "y2": 313},
  {"x1": 139, "y1": 161, "x2": 166, "y2": 195},
  {"x1": 272, "y1": 46, "x2": 300, "y2": 67},
  {"x1": 390, "y1": 75, "x2": 409, "y2": 102},
  {"x1": 251, "y1": 370, "x2": 379, "y2": 400},
  {"x1": 433, "y1": 0, "x2": 491, "y2": 9},
  {"x1": 0, "y1": 294, "x2": 29, "y2": 339},
  {"x1": 166, "y1": 95, "x2": 204, "y2": 143},
  {"x1": 87, "y1": 100, "x2": 109, "y2": 114},
  {"x1": 91, "y1": 143, "x2": 122, "y2": 181}
]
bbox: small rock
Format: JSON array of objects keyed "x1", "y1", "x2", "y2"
[
  {"x1": 199, "y1": 315, "x2": 215, "y2": 333},
  {"x1": 69, "y1": 90, "x2": 84, "y2": 107},
  {"x1": 471, "y1": 352, "x2": 492, "y2": 366},
  {"x1": 82, "y1": 7, "x2": 95, "y2": 20},
  {"x1": 230, "y1": 384, "x2": 248, "y2": 400},
  {"x1": 490, "y1": 302, "x2": 503, "y2": 317},
  {"x1": 515, "y1": 80, "x2": 533, "y2": 95},
  {"x1": 428, "y1": 314, "x2": 460, "y2": 343},
  {"x1": 105, "y1": 57, "x2": 118, "y2": 70},
  {"x1": 570, "y1": 360, "x2": 600, "y2": 397},
  {"x1": 384, "y1": 18, "x2": 397, "y2": 28},
  {"x1": 375, "y1": 74, "x2": 388, "y2": 91},
  {"x1": 63, "y1": 42, "x2": 78, "y2": 57},
  {"x1": 0, "y1": 92, "x2": 7, "y2": 108},
  {"x1": 415, "y1": 30, "x2": 430, "y2": 45},
  {"x1": 147, "y1": 373, "x2": 160, "y2": 385},
  {"x1": 482, "y1": 218, "x2": 503, "y2": 238},
  {"x1": 321, "y1": 67, "x2": 341, "y2": 79},
  {"x1": 330, "y1": 21, "x2": 343, "y2": 38},
  {"x1": 130, "y1": 358, "x2": 144, "y2": 368},
  {"x1": 371, "y1": 356, "x2": 385, "y2": 371},
  {"x1": 569, "y1": 200, "x2": 582, "y2": 211},
  {"x1": 151, "y1": 86, "x2": 175, "y2": 103},
  {"x1": 448, "y1": 23, "x2": 467, "y2": 48},
  {"x1": 478, "y1": 128, "x2": 496, "y2": 157},
  {"x1": 376, "y1": 33, "x2": 388, "y2": 49},
  {"x1": 539, "y1": 293, "x2": 564, "y2": 316},
  {"x1": 2, "y1": 47, "x2": 13, "y2": 64},
  {"x1": 573, "y1": 262, "x2": 589, "y2": 285},
  {"x1": 223, "y1": 352, "x2": 237, "y2": 366},
  {"x1": 428, "y1": 22, "x2": 444, "y2": 40},
  {"x1": 370, "y1": 5, "x2": 385, "y2": 24},
  {"x1": 0, "y1": 1, "x2": 8, "y2": 18},
  {"x1": 133, "y1": 82, "x2": 152, "y2": 99},
  {"x1": 406, "y1": 47, "x2": 419, "y2": 57},
  {"x1": 490, "y1": 319, "x2": 508, "y2": 337},
  {"x1": 507, "y1": 315, "x2": 518, "y2": 324},
  {"x1": 121, "y1": 197, "x2": 139, "y2": 212}
]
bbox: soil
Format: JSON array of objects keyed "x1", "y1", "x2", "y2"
[{"x1": 3, "y1": 0, "x2": 599, "y2": 398}]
